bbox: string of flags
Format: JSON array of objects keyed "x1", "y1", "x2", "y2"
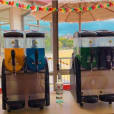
[{"x1": 0, "y1": 0, "x2": 114, "y2": 13}]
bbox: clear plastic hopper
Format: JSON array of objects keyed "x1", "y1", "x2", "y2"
[
  {"x1": 26, "y1": 32, "x2": 45, "y2": 72},
  {"x1": 74, "y1": 31, "x2": 114, "y2": 71},
  {"x1": 4, "y1": 31, "x2": 25, "y2": 72}
]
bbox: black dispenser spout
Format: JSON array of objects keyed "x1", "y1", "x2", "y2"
[
  {"x1": 11, "y1": 50, "x2": 15, "y2": 74},
  {"x1": 35, "y1": 50, "x2": 38, "y2": 72}
]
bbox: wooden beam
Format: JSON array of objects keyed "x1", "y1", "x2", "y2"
[
  {"x1": 85, "y1": 3, "x2": 96, "y2": 21},
  {"x1": 79, "y1": 13, "x2": 81, "y2": 32},
  {"x1": 22, "y1": 11, "x2": 31, "y2": 17},
  {"x1": 27, "y1": 0, "x2": 47, "y2": 6},
  {"x1": 0, "y1": 17, "x2": 9, "y2": 20},
  {"x1": 9, "y1": 7, "x2": 23, "y2": 30},
  {"x1": 52, "y1": 0, "x2": 58, "y2": 90},
  {"x1": 0, "y1": 8, "x2": 9, "y2": 12},
  {"x1": 65, "y1": 11, "x2": 72, "y2": 22},
  {"x1": 104, "y1": 8, "x2": 114, "y2": 13},
  {"x1": 79, "y1": 4, "x2": 81, "y2": 32}
]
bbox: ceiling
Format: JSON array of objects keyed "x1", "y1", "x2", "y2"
[
  {"x1": 0, "y1": 0, "x2": 48, "y2": 23},
  {"x1": 0, "y1": 4, "x2": 10, "y2": 23}
]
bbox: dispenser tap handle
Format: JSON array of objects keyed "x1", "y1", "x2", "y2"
[
  {"x1": 11, "y1": 50, "x2": 15, "y2": 66},
  {"x1": 35, "y1": 50, "x2": 38, "y2": 65}
]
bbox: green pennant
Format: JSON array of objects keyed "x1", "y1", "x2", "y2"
[
  {"x1": 89, "y1": 7, "x2": 92, "y2": 10},
  {"x1": 72, "y1": 8, "x2": 74, "y2": 11},
  {"x1": 36, "y1": 6, "x2": 39, "y2": 11},
  {"x1": 55, "y1": 8, "x2": 58, "y2": 11},
  {"x1": 46, "y1": 7, "x2": 49, "y2": 11},
  {"x1": 16, "y1": 3, "x2": 19, "y2": 7},
  {"x1": 6, "y1": 1, "x2": 9, "y2": 5},
  {"x1": 107, "y1": 3, "x2": 110, "y2": 7},
  {"x1": 97, "y1": 5, "x2": 100, "y2": 8},
  {"x1": 27, "y1": 5, "x2": 31, "y2": 9},
  {"x1": 79, "y1": 7, "x2": 82, "y2": 11},
  {"x1": 62, "y1": 8, "x2": 65, "y2": 11}
]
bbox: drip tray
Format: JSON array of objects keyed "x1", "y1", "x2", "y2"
[
  {"x1": 82, "y1": 96, "x2": 98, "y2": 103},
  {"x1": 7, "y1": 101, "x2": 25, "y2": 110},
  {"x1": 99, "y1": 94, "x2": 114, "y2": 102},
  {"x1": 28, "y1": 99, "x2": 45, "y2": 108}
]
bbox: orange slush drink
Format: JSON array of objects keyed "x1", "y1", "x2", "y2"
[{"x1": 5, "y1": 48, "x2": 25, "y2": 72}]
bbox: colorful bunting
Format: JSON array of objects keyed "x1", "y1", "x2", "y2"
[{"x1": 0, "y1": 0, "x2": 114, "y2": 13}]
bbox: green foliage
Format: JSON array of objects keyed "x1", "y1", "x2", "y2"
[
  {"x1": 45, "y1": 34, "x2": 73, "y2": 52},
  {"x1": 59, "y1": 37, "x2": 73, "y2": 49},
  {"x1": 45, "y1": 34, "x2": 51, "y2": 52},
  {"x1": 59, "y1": 41, "x2": 63, "y2": 48}
]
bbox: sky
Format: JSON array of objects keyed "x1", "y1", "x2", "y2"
[
  {"x1": 39, "y1": 19, "x2": 114, "y2": 36},
  {"x1": 2, "y1": 19, "x2": 114, "y2": 36}
]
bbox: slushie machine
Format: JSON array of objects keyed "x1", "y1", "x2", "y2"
[
  {"x1": 1, "y1": 31, "x2": 50, "y2": 112},
  {"x1": 70, "y1": 30, "x2": 114, "y2": 106},
  {"x1": 2, "y1": 31, "x2": 25, "y2": 112},
  {"x1": 25, "y1": 32, "x2": 50, "y2": 109}
]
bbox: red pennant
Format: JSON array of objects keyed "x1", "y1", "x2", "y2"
[
  {"x1": 21, "y1": 4, "x2": 25, "y2": 8},
  {"x1": 92, "y1": 5, "x2": 96, "y2": 10},
  {"x1": 49, "y1": 8, "x2": 53, "y2": 11},
  {"x1": 9, "y1": 1, "x2": 11, "y2": 5},
  {"x1": 74, "y1": 8, "x2": 78, "y2": 12},
  {"x1": 0, "y1": 0, "x2": 3, "y2": 3},
  {"x1": 109, "y1": 2, "x2": 113, "y2": 6},
  {"x1": 31, "y1": 6, "x2": 35, "y2": 10},
  {"x1": 39, "y1": 7, "x2": 43, "y2": 11},
  {"x1": 59, "y1": 8, "x2": 62, "y2": 12},
  {"x1": 66, "y1": 8, "x2": 69, "y2": 12},
  {"x1": 11, "y1": 1, "x2": 14, "y2": 6},
  {"x1": 1, "y1": 0, "x2": 4, "y2": 4},
  {"x1": 19, "y1": 3, "x2": 22, "y2": 8},
  {"x1": 99, "y1": 4, "x2": 104, "y2": 8},
  {"x1": 83, "y1": 7, "x2": 87, "y2": 11},
  {"x1": 9, "y1": 1, "x2": 14, "y2": 6}
]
